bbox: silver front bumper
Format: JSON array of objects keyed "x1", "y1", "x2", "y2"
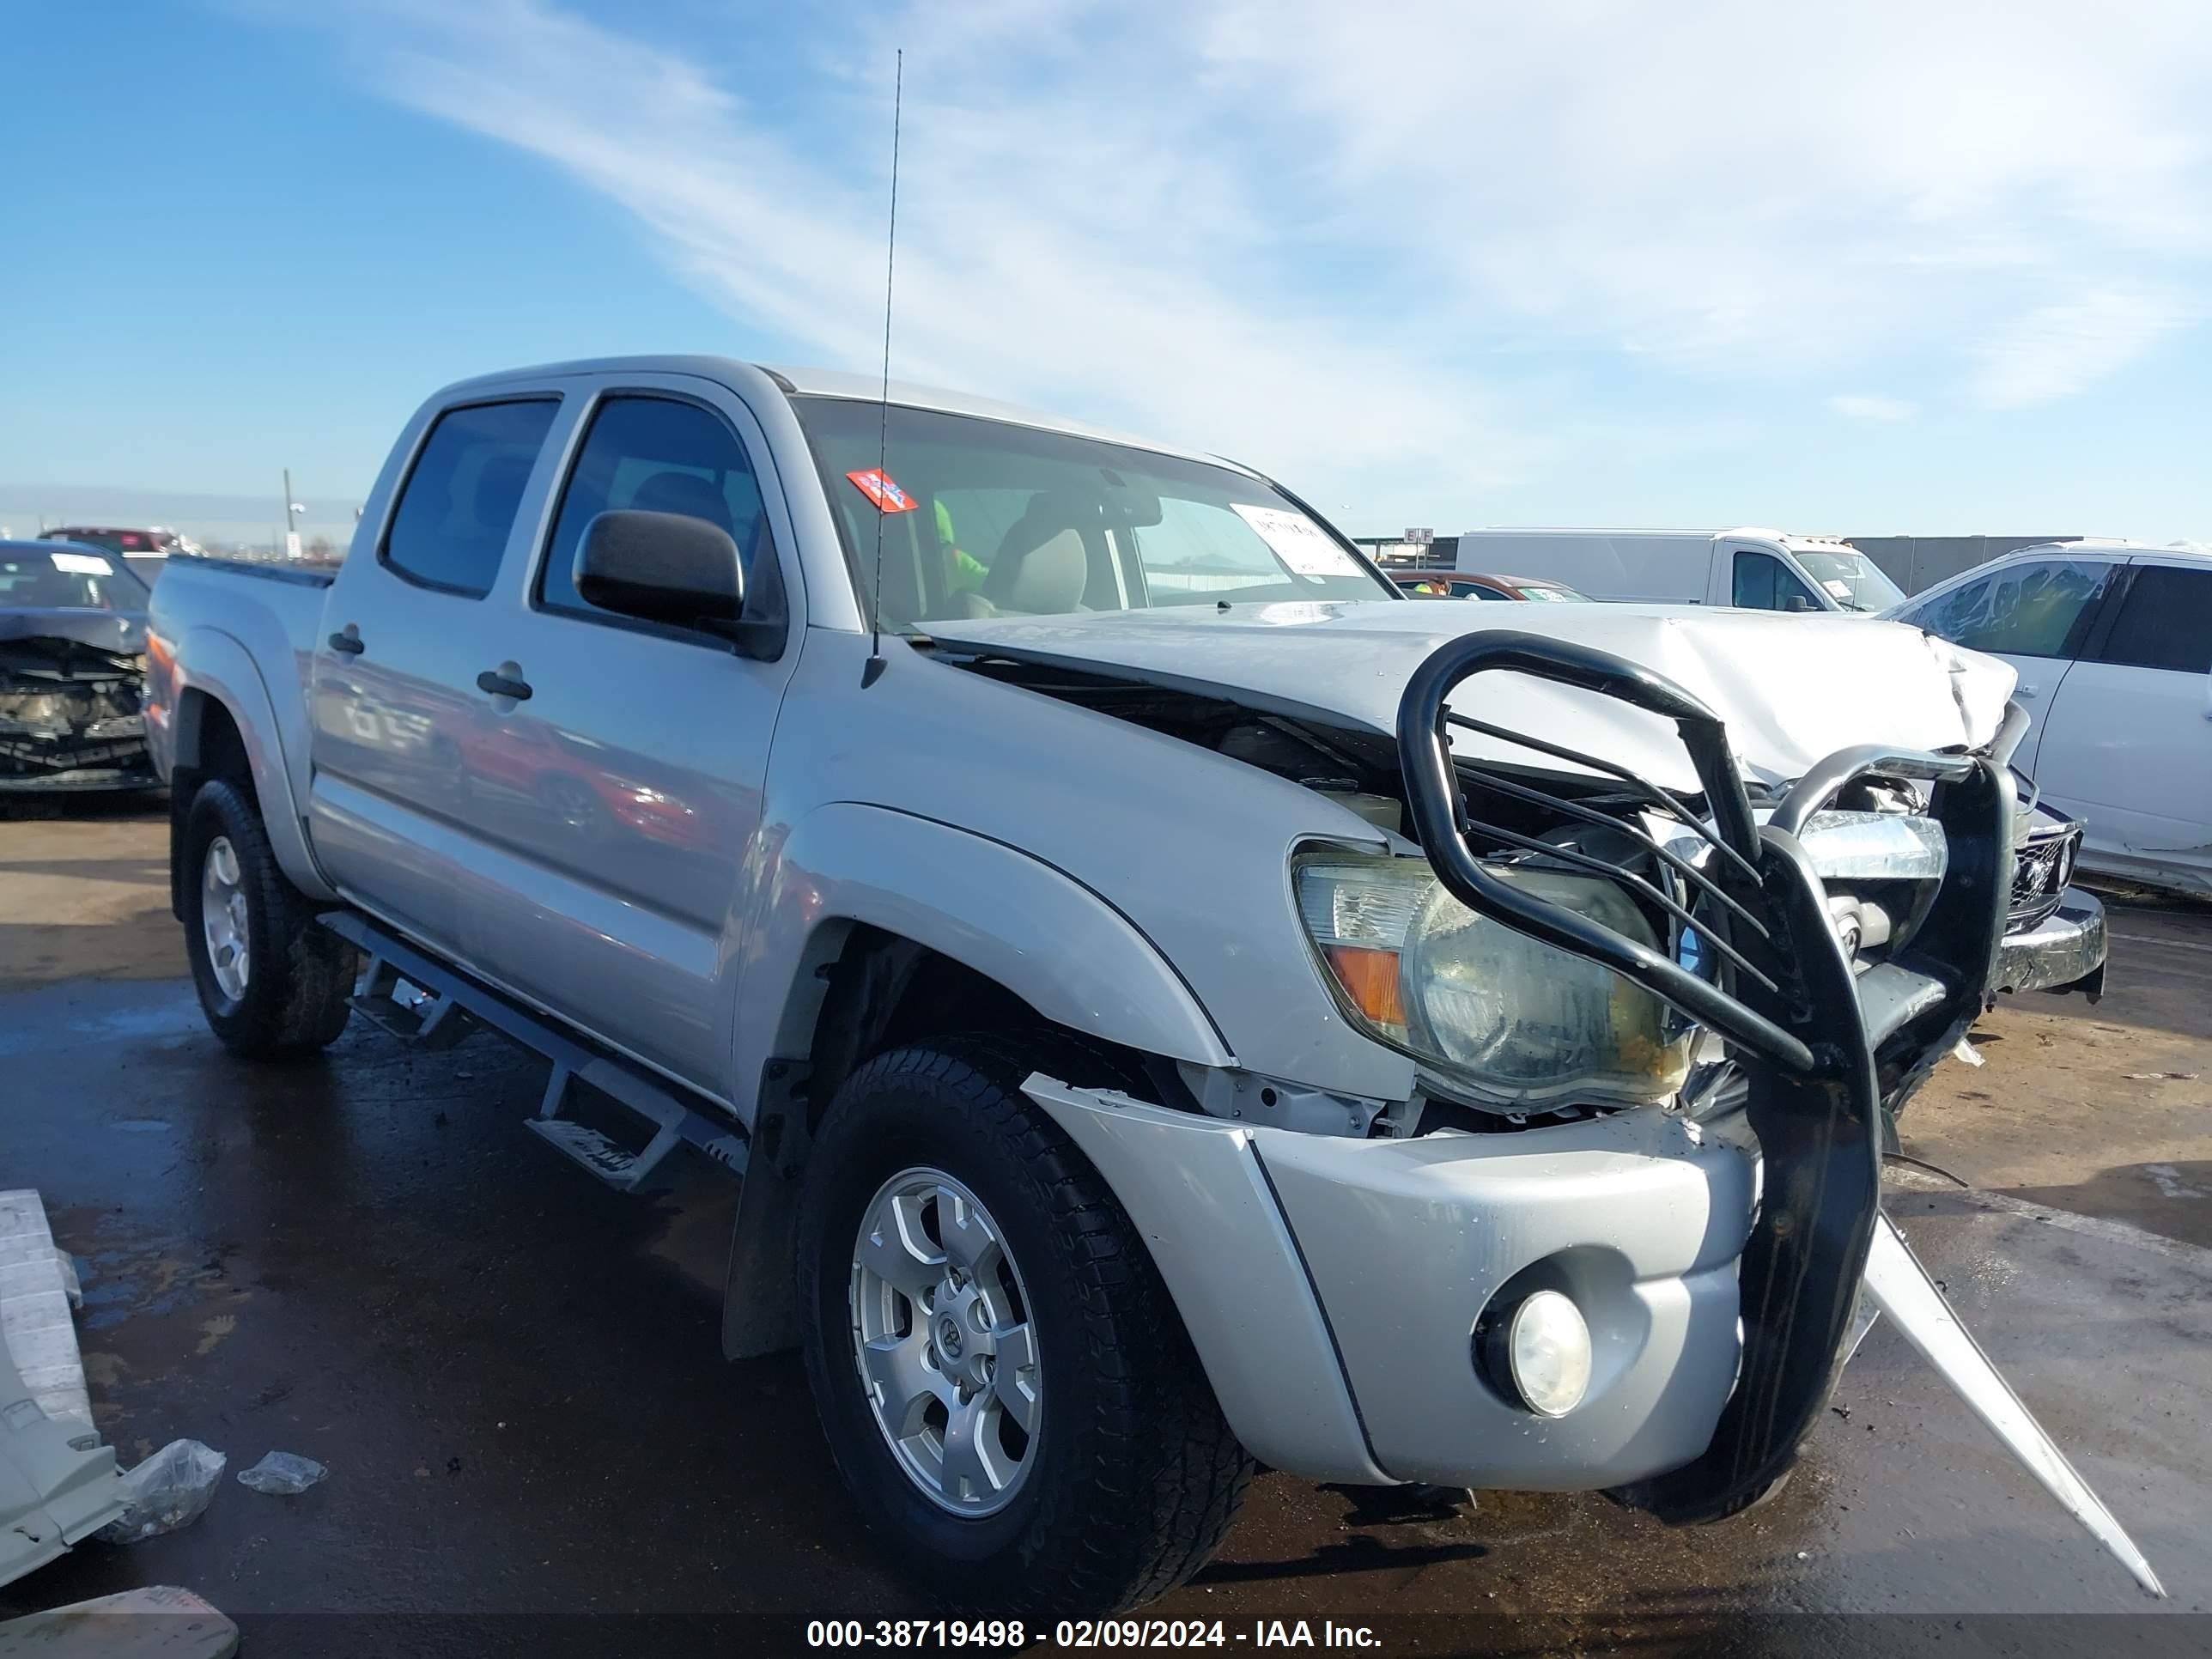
[
  {"x1": 1993, "y1": 888, "x2": 2106, "y2": 997},
  {"x1": 1024, "y1": 1076, "x2": 1754, "y2": 1492}
]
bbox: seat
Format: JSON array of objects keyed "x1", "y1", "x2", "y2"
[
  {"x1": 627, "y1": 471, "x2": 736, "y2": 535},
  {"x1": 980, "y1": 491, "x2": 1095, "y2": 616}
]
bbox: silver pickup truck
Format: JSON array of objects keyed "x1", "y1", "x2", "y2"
[{"x1": 144, "y1": 357, "x2": 2142, "y2": 1612}]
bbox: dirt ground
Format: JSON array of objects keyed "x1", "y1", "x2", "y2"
[{"x1": 3, "y1": 798, "x2": 2209, "y2": 1651}]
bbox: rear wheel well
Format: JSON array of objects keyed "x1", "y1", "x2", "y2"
[{"x1": 170, "y1": 690, "x2": 254, "y2": 920}]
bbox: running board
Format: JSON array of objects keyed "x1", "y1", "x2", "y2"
[{"x1": 322, "y1": 912, "x2": 748, "y2": 1195}]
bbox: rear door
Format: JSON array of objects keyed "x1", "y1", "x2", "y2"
[
  {"x1": 1890, "y1": 553, "x2": 2124, "y2": 775},
  {"x1": 452, "y1": 374, "x2": 803, "y2": 1097},
  {"x1": 307, "y1": 395, "x2": 563, "y2": 961},
  {"x1": 2030, "y1": 556, "x2": 2212, "y2": 887}
]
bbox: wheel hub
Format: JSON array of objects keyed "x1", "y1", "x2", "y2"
[
  {"x1": 850, "y1": 1167, "x2": 1041, "y2": 1516},
  {"x1": 199, "y1": 836, "x2": 250, "y2": 1002}
]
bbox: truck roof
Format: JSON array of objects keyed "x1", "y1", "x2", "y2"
[{"x1": 429, "y1": 356, "x2": 1243, "y2": 476}]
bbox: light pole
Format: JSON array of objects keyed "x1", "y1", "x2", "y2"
[{"x1": 283, "y1": 470, "x2": 307, "y2": 559}]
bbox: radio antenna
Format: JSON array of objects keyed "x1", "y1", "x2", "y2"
[{"x1": 862, "y1": 48, "x2": 903, "y2": 690}]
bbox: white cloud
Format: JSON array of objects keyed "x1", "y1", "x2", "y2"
[
  {"x1": 1969, "y1": 285, "x2": 2194, "y2": 408},
  {"x1": 298, "y1": 0, "x2": 2212, "y2": 520},
  {"x1": 1828, "y1": 394, "x2": 1917, "y2": 422}
]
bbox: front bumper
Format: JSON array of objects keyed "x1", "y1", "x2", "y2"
[
  {"x1": 1025, "y1": 1076, "x2": 1754, "y2": 1491},
  {"x1": 1994, "y1": 888, "x2": 2106, "y2": 998}
]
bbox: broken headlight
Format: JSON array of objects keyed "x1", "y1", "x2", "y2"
[{"x1": 1294, "y1": 848, "x2": 1695, "y2": 1109}]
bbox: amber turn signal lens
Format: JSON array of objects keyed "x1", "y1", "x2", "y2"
[{"x1": 1323, "y1": 945, "x2": 1405, "y2": 1030}]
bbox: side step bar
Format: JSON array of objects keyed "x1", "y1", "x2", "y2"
[{"x1": 322, "y1": 912, "x2": 748, "y2": 1194}]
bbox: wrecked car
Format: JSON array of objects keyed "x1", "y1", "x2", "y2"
[
  {"x1": 143, "y1": 359, "x2": 2154, "y2": 1612},
  {"x1": 0, "y1": 543, "x2": 156, "y2": 796}
]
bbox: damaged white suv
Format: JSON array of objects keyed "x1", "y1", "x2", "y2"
[{"x1": 144, "y1": 359, "x2": 2148, "y2": 1611}]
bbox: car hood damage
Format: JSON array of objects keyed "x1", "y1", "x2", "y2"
[{"x1": 928, "y1": 601, "x2": 2015, "y2": 792}]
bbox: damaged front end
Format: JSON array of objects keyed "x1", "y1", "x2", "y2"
[
  {"x1": 1395, "y1": 629, "x2": 2160, "y2": 1591},
  {"x1": 0, "y1": 628, "x2": 155, "y2": 793}
]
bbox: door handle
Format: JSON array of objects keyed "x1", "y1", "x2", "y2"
[
  {"x1": 477, "y1": 668, "x2": 533, "y2": 702},
  {"x1": 2015, "y1": 683, "x2": 2039, "y2": 700},
  {"x1": 327, "y1": 630, "x2": 365, "y2": 655}
]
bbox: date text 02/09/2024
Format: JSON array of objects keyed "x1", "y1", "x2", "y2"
[{"x1": 805, "y1": 1620, "x2": 1382, "y2": 1649}]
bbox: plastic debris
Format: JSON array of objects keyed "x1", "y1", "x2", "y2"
[
  {"x1": 1949, "y1": 1036, "x2": 1985, "y2": 1068},
  {"x1": 96, "y1": 1439, "x2": 227, "y2": 1543},
  {"x1": 235, "y1": 1450, "x2": 326, "y2": 1496}
]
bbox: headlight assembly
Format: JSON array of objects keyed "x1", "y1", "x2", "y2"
[{"x1": 1294, "y1": 848, "x2": 1694, "y2": 1109}]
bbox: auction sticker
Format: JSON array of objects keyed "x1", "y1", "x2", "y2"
[
  {"x1": 847, "y1": 468, "x2": 919, "y2": 513},
  {"x1": 51, "y1": 552, "x2": 116, "y2": 574},
  {"x1": 1231, "y1": 503, "x2": 1360, "y2": 577}
]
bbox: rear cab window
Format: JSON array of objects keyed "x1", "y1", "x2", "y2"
[
  {"x1": 381, "y1": 399, "x2": 560, "y2": 597},
  {"x1": 2095, "y1": 565, "x2": 2212, "y2": 674}
]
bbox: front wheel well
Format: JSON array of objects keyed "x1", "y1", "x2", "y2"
[{"x1": 798, "y1": 925, "x2": 1175, "y2": 1130}]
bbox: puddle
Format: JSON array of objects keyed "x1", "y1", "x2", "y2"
[{"x1": 0, "y1": 996, "x2": 205, "y2": 1057}]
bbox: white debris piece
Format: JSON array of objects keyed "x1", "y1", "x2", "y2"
[
  {"x1": 0, "y1": 1189, "x2": 94, "y2": 1428},
  {"x1": 0, "y1": 1192, "x2": 125, "y2": 1589}
]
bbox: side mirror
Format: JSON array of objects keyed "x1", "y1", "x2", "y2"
[
  {"x1": 576, "y1": 509, "x2": 744, "y2": 624},
  {"x1": 1783, "y1": 594, "x2": 1814, "y2": 614}
]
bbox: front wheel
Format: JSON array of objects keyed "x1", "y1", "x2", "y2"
[
  {"x1": 181, "y1": 780, "x2": 356, "y2": 1058},
  {"x1": 796, "y1": 1038, "x2": 1252, "y2": 1614}
]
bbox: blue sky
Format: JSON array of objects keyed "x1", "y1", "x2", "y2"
[{"x1": 3, "y1": 1, "x2": 2207, "y2": 545}]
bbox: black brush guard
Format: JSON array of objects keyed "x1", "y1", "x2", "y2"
[{"x1": 1396, "y1": 632, "x2": 2013, "y2": 1523}]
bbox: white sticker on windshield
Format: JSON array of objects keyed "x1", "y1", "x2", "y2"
[
  {"x1": 51, "y1": 552, "x2": 114, "y2": 575},
  {"x1": 1824, "y1": 579, "x2": 1852, "y2": 599},
  {"x1": 1231, "y1": 504, "x2": 1360, "y2": 578}
]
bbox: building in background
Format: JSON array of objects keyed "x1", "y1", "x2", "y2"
[{"x1": 1844, "y1": 535, "x2": 2087, "y2": 596}]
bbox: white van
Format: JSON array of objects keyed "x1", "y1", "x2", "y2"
[{"x1": 1455, "y1": 527, "x2": 1906, "y2": 614}]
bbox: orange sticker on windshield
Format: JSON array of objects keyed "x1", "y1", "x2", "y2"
[{"x1": 846, "y1": 468, "x2": 918, "y2": 514}]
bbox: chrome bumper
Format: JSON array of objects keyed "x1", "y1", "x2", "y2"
[{"x1": 1993, "y1": 888, "x2": 2107, "y2": 998}]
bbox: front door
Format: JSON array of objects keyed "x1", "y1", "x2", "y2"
[
  {"x1": 2033, "y1": 556, "x2": 2212, "y2": 886},
  {"x1": 453, "y1": 378, "x2": 801, "y2": 1097}
]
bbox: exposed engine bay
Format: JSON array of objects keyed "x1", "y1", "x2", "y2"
[
  {"x1": 955, "y1": 651, "x2": 2081, "y2": 1136},
  {"x1": 0, "y1": 634, "x2": 155, "y2": 792}
]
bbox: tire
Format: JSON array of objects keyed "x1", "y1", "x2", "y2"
[
  {"x1": 796, "y1": 1036, "x2": 1252, "y2": 1614},
  {"x1": 181, "y1": 779, "x2": 356, "y2": 1058}
]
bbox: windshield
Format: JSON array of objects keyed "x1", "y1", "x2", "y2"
[
  {"x1": 792, "y1": 398, "x2": 1395, "y2": 632},
  {"x1": 0, "y1": 547, "x2": 149, "y2": 611},
  {"x1": 1792, "y1": 550, "x2": 1905, "y2": 613},
  {"x1": 1518, "y1": 582, "x2": 1586, "y2": 602}
]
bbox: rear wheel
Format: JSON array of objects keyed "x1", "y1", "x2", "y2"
[
  {"x1": 181, "y1": 780, "x2": 356, "y2": 1057},
  {"x1": 796, "y1": 1037, "x2": 1251, "y2": 1614}
]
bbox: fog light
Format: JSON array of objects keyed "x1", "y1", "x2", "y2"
[{"x1": 1504, "y1": 1291, "x2": 1591, "y2": 1417}]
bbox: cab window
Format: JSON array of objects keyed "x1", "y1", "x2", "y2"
[
  {"x1": 382, "y1": 399, "x2": 560, "y2": 598},
  {"x1": 1732, "y1": 551, "x2": 1821, "y2": 611},
  {"x1": 539, "y1": 396, "x2": 770, "y2": 620}
]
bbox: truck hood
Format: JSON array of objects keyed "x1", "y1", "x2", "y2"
[{"x1": 929, "y1": 601, "x2": 2014, "y2": 793}]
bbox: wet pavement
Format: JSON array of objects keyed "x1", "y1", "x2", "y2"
[{"x1": 3, "y1": 804, "x2": 2209, "y2": 1651}]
